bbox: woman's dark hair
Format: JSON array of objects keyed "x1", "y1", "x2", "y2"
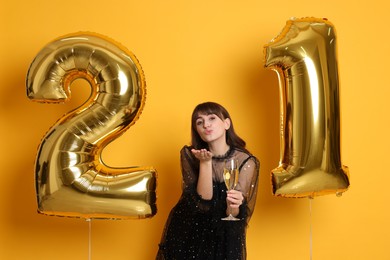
[{"x1": 191, "y1": 102, "x2": 248, "y2": 152}]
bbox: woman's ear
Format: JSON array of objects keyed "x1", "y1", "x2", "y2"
[{"x1": 224, "y1": 118, "x2": 231, "y2": 130}]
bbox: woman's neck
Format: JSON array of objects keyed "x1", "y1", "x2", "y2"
[{"x1": 208, "y1": 142, "x2": 230, "y2": 157}]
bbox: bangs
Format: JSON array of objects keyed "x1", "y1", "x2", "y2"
[{"x1": 192, "y1": 102, "x2": 225, "y2": 122}]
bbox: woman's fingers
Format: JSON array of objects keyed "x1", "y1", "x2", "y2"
[
  {"x1": 191, "y1": 149, "x2": 213, "y2": 160},
  {"x1": 226, "y1": 190, "x2": 243, "y2": 207}
]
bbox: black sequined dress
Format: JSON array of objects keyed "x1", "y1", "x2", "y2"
[{"x1": 157, "y1": 146, "x2": 260, "y2": 260}]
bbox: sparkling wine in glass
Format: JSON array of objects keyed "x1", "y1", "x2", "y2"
[{"x1": 221, "y1": 159, "x2": 240, "y2": 221}]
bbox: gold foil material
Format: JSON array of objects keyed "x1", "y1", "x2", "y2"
[
  {"x1": 264, "y1": 18, "x2": 350, "y2": 198},
  {"x1": 27, "y1": 32, "x2": 157, "y2": 219}
]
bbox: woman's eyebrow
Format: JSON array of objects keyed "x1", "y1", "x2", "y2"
[{"x1": 196, "y1": 113, "x2": 214, "y2": 120}]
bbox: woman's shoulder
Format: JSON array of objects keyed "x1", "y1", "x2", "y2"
[
  {"x1": 234, "y1": 148, "x2": 260, "y2": 164},
  {"x1": 180, "y1": 145, "x2": 196, "y2": 159},
  {"x1": 180, "y1": 145, "x2": 193, "y2": 153},
  {"x1": 234, "y1": 147, "x2": 255, "y2": 158}
]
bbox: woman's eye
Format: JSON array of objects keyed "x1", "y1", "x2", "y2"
[{"x1": 196, "y1": 120, "x2": 203, "y2": 125}]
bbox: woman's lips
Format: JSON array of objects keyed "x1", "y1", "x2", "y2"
[{"x1": 204, "y1": 130, "x2": 212, "y2": 135}]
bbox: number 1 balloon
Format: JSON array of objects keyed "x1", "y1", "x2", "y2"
[
  {"x1": 263, "y1": 17, "x2": 350, "y2": 198},
  {"x1": 26, "y1": 32, "x2": 157, "y2": 219}
]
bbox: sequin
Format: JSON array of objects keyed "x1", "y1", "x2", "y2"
[{"x1": 156, "y1": 146, "x2": 260, "y2": 260}]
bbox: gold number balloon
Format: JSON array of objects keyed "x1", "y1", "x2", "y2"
[
  {"x1": 27, "y1": 32, "x2": 157, "y2": 219},
  {"x1": 263, "y1": 17, "x2": 350, "y2": 198}
]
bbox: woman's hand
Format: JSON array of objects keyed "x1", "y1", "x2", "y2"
[
  {"x1": 226, "y1": 189, "x2": 244, "y2": 209},
  {"x1": 191, "y1": 149, "x2": 213, "y2": 162},
  {"x1": 225, "y1": 190, "x2": 244, "y2": 217}
]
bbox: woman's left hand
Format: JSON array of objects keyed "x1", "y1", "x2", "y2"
[{"x1": 226, "y1": 189, "x2": 244, "y2": 209}]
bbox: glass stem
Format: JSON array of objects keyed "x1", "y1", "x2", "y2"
[{"x1": 227, "y1": 190, "x2": 232, "y2": 216}]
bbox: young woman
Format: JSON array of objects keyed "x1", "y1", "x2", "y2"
[{"x1": 156, "y1": 102, "x2": 260, "y2": 260}]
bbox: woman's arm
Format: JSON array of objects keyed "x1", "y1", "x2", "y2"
[
  {"x1": 180, "y1": 146, "x2": 215, "y2": 213},
  {"x1": 191, "y1": 148, "x2": 213, "y2": 200},
  {"x1": 227, "y1": 156, "x2": 260, "y2": 219}
]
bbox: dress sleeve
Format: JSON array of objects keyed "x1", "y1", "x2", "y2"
[
  {"x1": 236, "y1": 155, "x2": 260, "y2": 223},
  {"x1": 179, "y1": 146, "x2": 214, "y2": 213},
  {"x1": 180, "y1": 146, "x2": 197, "y2": 192}
]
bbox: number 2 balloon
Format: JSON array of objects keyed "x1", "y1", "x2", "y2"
[{"x1": 26, "y1": 32, "x2": 157, "y2": 219}]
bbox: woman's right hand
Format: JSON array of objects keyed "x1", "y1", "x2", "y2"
[{"x1": 191, "y1": 149, "x2": 213, "y2": 162}]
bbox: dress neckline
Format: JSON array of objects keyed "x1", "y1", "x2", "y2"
[{"x1": 212, "y1": 146, "x2": 234, "y2": 160}]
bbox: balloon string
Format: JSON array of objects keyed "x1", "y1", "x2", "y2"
[
  {"x1": 87, "y1": 218, "x2": 92, "y2": 260},
  {"x1": 309, "y1": 199, "x2": 312, "y2": 260}
]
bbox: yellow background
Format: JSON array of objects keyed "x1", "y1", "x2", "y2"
[{"x1": 1, "y1": 0, "x2": 389, "y2": 259}]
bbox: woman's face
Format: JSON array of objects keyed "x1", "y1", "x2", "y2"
[{"x1": 194, "y1": 113, "x2": 230, "y2": 144}]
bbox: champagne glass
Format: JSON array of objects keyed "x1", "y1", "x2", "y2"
[{"x1": 221, "y1": 159, "x2": 240, "y2": 221}]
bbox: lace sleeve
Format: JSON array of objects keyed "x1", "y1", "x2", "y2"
[
  {"x1": 180, "y1": 146, "x2": 198, "y2": 192},
  {"x1": 236, "y1": 155, "x2": 260, "y2": 223},
  {"x1": 179, "y1": 146, "x2": 214, "y2": 213}
]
